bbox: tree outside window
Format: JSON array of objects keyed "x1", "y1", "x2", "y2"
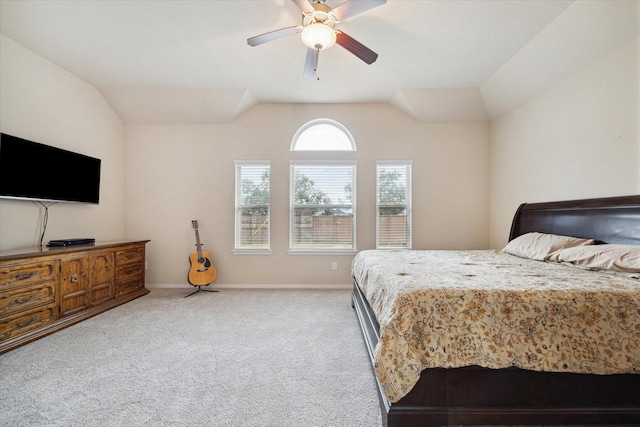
[
  {"x1": 377, "y1": 162, "x2": 412, "y2": 249},
  {"x1": 235, "y1": 162, "x2": 270, "y2": 252},
  {"x1": 290, "y1": 162, "x2": 356, "y2": 252}
]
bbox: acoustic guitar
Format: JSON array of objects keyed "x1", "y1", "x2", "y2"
[{"x1": 188, "y1": 220, "x2": 218, "y2": 286}]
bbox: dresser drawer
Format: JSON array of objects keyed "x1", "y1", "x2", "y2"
[
  {"x1": 115, "y1": 247, "x2": 144, "y2": 265},
  {"x1": 116, "y1": 263, "x2": 144, "y2": 283},
  {"x1": 0, "y1": 262, "x2": 58, "y2": 291},
  {"x1": 0, "y1": 281, "x2": 56, "y2": 316},
  {"x1": 0, "y1": 302, "x2": 58, "y2": 342},
  {"x1": 115, "y1": 277, "x2": 144, "y2": 298}
]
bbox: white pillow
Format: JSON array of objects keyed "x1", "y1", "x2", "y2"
[
  {"x1": 502, "y1": 232, "x2": 594, "y2": 261},
  {"x1": 549, "y1": 244, "x2": 640, "y2": 273}
]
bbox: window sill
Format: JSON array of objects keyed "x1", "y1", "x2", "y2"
[
  {"x1": 287, "y1": 249, "x2": 358, "y2": 256},
  {"x1": 233, "y1": 249, "x2": 271, "y2": 255}
]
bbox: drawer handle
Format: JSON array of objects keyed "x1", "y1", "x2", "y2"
[
  {"x1": 122, "y1": 282, "x2": 136, "y2": 290},
  {"x1": 124, "y1": 268, "x2": 139, "y2": 275},
  {"x1": 10, "y1": 272, "x2": 38, "y2": 281},
  {"x1": 11, "y1": 294, "x2": 37, "y2": 305},
  {"x1": 71, "y1": 274, "x2": 79, "y2": 283},
  {"x1": 15, "y1": 316, "x2": 39, "y2": 328}
]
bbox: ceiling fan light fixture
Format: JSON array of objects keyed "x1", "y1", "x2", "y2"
[{"x1": 301, "y1": 23, "x2": 336, "y2": 50}]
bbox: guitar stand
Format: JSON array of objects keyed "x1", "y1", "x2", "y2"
[{"x1": 184, "y1": 284, "x2": 219, "y2": 298}]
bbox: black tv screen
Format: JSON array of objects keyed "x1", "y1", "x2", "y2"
[{"x1": 0, "y1": 133, "x2": 101, "y2": 204}]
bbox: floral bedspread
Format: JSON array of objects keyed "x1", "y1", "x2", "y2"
[{"x1": 352, "y1": 249, "x2": 640, "y2": 403}]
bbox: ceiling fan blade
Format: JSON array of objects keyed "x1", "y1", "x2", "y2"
[
  {"x1": 291, "y1": 0, "x2": 314, "y2": 14},
  {"x1": 303, "y1": 47, "x2": 319, "y2": 79},
  {"x1": 247, "y1": 26, "x2": 300, "y2": 47},
  {"x1": 332, "y1": 0, "x2": 386, "y2": 21},
  {"x1": 335, "y1": 31, "x2": 378, "y2": 64}
]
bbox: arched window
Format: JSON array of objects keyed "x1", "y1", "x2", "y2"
[
  {"x1": 291, "y1": 119, "x2": 356, "y2": 151},
  {"x1": 289, "y1": 119, "x2": 357, "y2": 253}
]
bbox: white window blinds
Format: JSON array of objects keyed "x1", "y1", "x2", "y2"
[
  {"x1": 377, "y1": 161, "x2": 412, "y2": 249},
  {"x1": 289, "y1": 161, "x2": 357, "y2": 252},
  {"x1": 234, "y1": 161, "x2": 270, "y2": 252}
]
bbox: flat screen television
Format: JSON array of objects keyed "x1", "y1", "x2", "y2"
[{"x1": 0, "y1": 133, "x2": 101, "y2": 204}]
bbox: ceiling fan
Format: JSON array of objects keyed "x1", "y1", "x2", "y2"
[{"x1": 247, "y1": 0, "x2": 386, "y2": 79}]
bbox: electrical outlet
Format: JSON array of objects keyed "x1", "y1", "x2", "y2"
[{"x1": 331, "y1": 261, "x2": 338, "y2": 270}]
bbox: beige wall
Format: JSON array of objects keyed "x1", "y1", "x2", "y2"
[
  {"x1": 2, "y1": 29, "x2": 638, "y2": 287},
  {"x1": 125, "y1": 105, "x2": 490, "y2": 286},
  {"x1": 489, "y1": 38, "x2": 640, "y2": 248},
  {"x1": 0, "y1": 35, "x2": 126, "y2": 250}
]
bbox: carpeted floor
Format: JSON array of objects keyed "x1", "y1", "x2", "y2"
[{"x1": 0, "y1": 288, "x2": 382, "y2": 427}]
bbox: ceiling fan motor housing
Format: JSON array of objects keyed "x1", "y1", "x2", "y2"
[
  {"x1": 301, "y1": 2, "x2": 338, "y2": 50},
  {"x1": 302, "y1": 2, "x2": 338, "y2": 28}
]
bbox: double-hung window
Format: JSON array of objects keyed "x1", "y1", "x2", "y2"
[
  {"x1": 377, "y1": 161, "x2": 412, "y2": 249},
  {"x1": 289, "y1": 161, "x2": 357, "y2": 253},
  {"x1": 234, "y1": 161, "x2": 270, "y2": 253}
]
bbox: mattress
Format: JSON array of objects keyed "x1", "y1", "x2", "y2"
[{"x1": 352, "y1": 249, "x2": 640, "y2": 402}]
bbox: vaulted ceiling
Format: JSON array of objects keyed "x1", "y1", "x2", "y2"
[{"x1": 0, "y1": 0, "x2": 637, "y2": 123}]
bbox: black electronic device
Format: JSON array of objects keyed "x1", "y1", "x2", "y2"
[
  {"x1": 0, "y1": 133, "x2": 101, "y2": 204},
  {"x1": 47, "y1": 238, "x2": 96, "y2": 247}
]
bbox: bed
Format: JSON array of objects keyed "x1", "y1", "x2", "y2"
[{"x1": 351, "y1": 195, "x2": 640, "y2": 427}]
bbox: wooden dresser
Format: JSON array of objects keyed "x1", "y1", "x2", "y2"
[{"x1": 0, "y1": 240, "x2": 149, "y2": 354}]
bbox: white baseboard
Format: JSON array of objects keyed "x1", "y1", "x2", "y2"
[{"x1": 146, "y1": 283, "x2": 352, "y2": 290}]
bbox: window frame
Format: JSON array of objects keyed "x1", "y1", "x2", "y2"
[
  {"x1": 288, "y1": 160, "x2": 357, "y2": 255},
  {"x1": 233, "y1": 160, "x2": 271, "y2": 255},
  {"x1": 376, "y1": 160, "x2": 412, "y2": 249},
  {"x1": 290, "y1": 118, "x2": 356, "y2": 152}
]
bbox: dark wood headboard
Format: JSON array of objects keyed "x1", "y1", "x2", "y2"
[{"x1": 509, "y1": 195, "x2": 640, "y2": 245}]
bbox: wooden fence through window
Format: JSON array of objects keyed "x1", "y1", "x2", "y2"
[{"x1": 240, "y1": 214, "x2": 407, "y2": 247}]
